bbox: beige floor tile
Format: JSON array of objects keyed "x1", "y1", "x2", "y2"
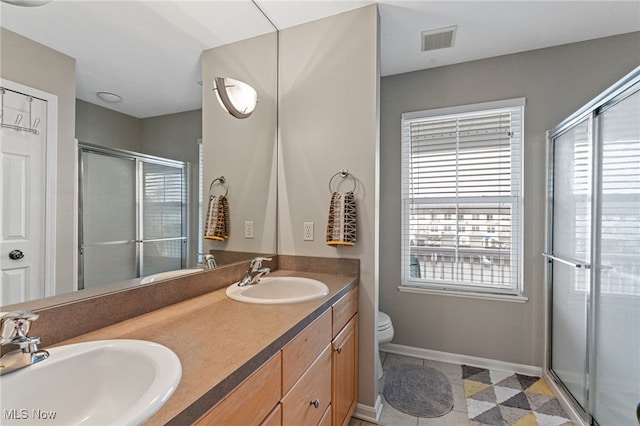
[
  {"x1": 451, "y1": 383, "x2": 467, "y2": 413},
  {"x1": 379, "y1": 397, "x2": 419, "y2": 426},
  {"x1": 348, "y1": 418, "x2": 363, "y2": 426},
  {"x1": 423, "y1": 359, "x2": 463, "y2": 386},
  {"x1": 377, "y1": 355, "x2": 470, "y2": 426},
  {"x1": 378, "y1": 369, "x2": 387, "y2": 394},
  {"x1": 417, "y1": 409, "x2": 470, "y2": 425},
  {"x1": 383, "y1": 353, "x2": 424, "y2": 370}
]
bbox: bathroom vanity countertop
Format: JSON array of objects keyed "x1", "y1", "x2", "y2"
[{"x1": 54, "y1": 270, "x2": 358, "y2": 425}]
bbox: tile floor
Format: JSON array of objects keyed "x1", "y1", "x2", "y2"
[{"x1": 350, "y1": 352, "x2": 571, "y2": 426}]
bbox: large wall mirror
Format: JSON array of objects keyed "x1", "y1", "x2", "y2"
[{"x1": 0, "y1": 1, "x2": 277, "y2": 305}]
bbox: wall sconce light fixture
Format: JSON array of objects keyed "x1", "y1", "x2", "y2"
[
  {"x1": 1, "y1": 0, "x2": 52, "y2": 6},
  {"x1": 213, "y1": 77, "x2": 258, "y2": 119}
]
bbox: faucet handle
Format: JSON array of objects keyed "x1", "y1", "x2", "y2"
[
  {"x1": 249, "y1": 257, "x2": 272, "y2": 270},
  {"x1": 0, "y1": 311, "x2": 39, "y2": 344}
]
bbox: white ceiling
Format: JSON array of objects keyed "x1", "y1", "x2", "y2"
[{"x1": 2, "y1": 1, "x2": 639, "y2": 118}]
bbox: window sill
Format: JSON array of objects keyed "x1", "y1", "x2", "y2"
[{"x1": 397, "y1": 285, "x2": 528, "y2": 303}]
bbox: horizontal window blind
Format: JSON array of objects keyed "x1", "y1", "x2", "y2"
[
  {"x1": 142, "y1": 162, "x2": 185, "y2": 241},
  {"x1": 401, "y1": 100, "x2": 524, "y2": 294}
]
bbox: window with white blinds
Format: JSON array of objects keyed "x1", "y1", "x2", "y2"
[{"x1": 401, "y1": 98, "x2": 525, "y2": 295}]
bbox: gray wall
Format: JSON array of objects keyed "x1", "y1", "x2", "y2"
[
  {"x1": 202, "y1": 32, "x2": 278, "y2": 256},
  {"x1": 278, "y1": 5, "x2": 379, "y2": 408},
  {"x1": 76, "y1": 99, "x2": 141, "y2": 151},
  {"x1": 1, "y1": 28, "x2": 77, "y2": 294},
  {"x1": 380, "y1": 32, "x2": 640, "y2": 367}
]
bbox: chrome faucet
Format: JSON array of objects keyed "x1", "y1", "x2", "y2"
[
  {"x1": 199, "y1": 253, "x2": 217, "y2": 269},
  {"x1": 0, "y1": 311, "x2": 49, "y2": 375},
  {"x1": 237, "y1": 257, "x2": 272, "y2": 287}
]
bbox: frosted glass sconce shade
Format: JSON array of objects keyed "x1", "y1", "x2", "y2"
[{"x1": 213, "y1": 77, "x2": 258, "y2": 119}]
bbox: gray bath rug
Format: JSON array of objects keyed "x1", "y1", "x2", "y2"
[{"x1": 383, "y1": 364, "x2": 454, "y2": 417}]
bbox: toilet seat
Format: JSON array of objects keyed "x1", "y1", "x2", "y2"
[
  {"x1": 377, "y1": 311, "x2": 394, "y2": 380},
  {"x1": 378, "y1": 311, "x2": 392, "y2": 331}
]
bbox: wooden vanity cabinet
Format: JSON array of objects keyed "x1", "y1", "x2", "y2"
[
  {"x1": 331, "y1": 289, "x2": 358, "y2": 426},
  {"x1": 281, "y1": 345, "x2": 332, "y2": 425},
  {"x1": 260, "y1": 404, "x2": 282, "y2": 426},
  {"x1": 195, "y1": 352, "x2": 282, "y2": 426},
  {"x1": 194, "y1": 286, "x2": 358, "y2": 426}
]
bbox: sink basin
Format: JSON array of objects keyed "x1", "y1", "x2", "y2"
[
  {"x1": 140, "y1": 268, "x2": 203, "y2": 284},
  {"x1": 0, "y1": 339, "x2": 181, "y2": 425},
  {"x1": 226, "y1": 276, "x2": 329, "y2": 304}
]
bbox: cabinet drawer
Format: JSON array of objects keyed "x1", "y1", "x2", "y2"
[
  {"x1": 318, "y1": 404, "x2": 331, "y2": 426},
  {"x1": 332, "y1": 288, "x2": 358, "y2": 337},
  {"x1": 196, "y1": 352, "x2": 282, "y2": 426},
  {"x1": 282, "y1": 310, "x2": 331, "y2": 393},
  {"x1": 281, "y1": 345, "x2": 332, "y2": 426},
  {"x1": 260, "y1": 403, "x2": 282, "y2": 426}
]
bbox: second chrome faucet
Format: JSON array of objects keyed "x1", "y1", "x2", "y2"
[
  {"x1": 0, "y1": 310, "x2": 49, "y2": 375},
  {"x1": 237, "y1": 257, "x2": 272, "y2": 287}
]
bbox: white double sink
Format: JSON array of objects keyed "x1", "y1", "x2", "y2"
[
  {"x1": 225, "y1": 276, "x2": 329, "y2": 304},
  {"x1": 0, "y1": 340, "x2": 181, "y2": 425},
  {"x1": 0, "y1": 274, "x2": 328, "y2": 424}
]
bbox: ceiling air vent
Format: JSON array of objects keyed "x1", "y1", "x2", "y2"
[{"x1": 421, "y1": 26, "x2": 457, "y2": 52}]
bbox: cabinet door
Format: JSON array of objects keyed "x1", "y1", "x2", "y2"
[
  {"x1": 332, "y1": 314, "x2": 358, "y2": 426},
  {"x1": 282, "y1": 345, "x2": 332, "y2": 425},
  {"x1": 196, "y1": 353, "x2": 281, "y2": 426}
]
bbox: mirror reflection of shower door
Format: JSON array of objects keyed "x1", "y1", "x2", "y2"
[
  {"x1": 79, "y1": 146, "x2": 186, "y2": 289},
  {"x1": 80, "y1": 151, "x2": 137, "y2": 289},
  {"x1": 549, "y1": 118, "x2": 592, "y2": 411}
]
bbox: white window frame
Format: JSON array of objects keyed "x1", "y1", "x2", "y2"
[{"x1": 400, "y1": 98, "x2": 525, "y2": 298}]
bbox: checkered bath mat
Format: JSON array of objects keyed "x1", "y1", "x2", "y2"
[{"x1": 462, "y1": 365, "x2": 572, "y2": 425}]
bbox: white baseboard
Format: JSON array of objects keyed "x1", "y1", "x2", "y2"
[
  {"x1": 382, "y1": 343, "x2": 542, "y2": 377},
  {"x1": 352, "y1": 394, "x2": 382, "y2": 424}
]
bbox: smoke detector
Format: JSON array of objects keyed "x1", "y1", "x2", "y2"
[{"x1": 421, "y1": 26, "x2": 457, "y2": 52}]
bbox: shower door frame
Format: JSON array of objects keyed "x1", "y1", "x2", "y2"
[
  {"x1": 544, "y1": 66, "x2": 640, "y2": 425},
  {"x1": 78, "y1": 143, "x2": 188, "y2": 290}
]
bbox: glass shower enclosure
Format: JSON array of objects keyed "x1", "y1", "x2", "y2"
[
  {"x1": 545, "y1": 67, "x2": 639, "y2": 425},
  {"x1": 78, "y1": 144, "x2": 187, "y2": 290}
]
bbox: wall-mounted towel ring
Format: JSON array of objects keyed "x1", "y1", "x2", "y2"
[
  {"x1": 328, "y1": 169, "x2": 356, "y2": 194},
  {"x1": 209, "y1": 176, "x2": 229, "y2": 197}
]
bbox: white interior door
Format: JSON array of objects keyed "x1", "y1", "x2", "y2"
[{"x1": 0, "y1": 88, "x2": 47, "y2": 305}]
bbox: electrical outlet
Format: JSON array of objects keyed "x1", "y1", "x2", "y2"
[
  {"x1": 303, "y1": 222, "x2": 314, "y2": 241},
  {"x1": 244, "y1": 221, "x2": 254, "y2": 239}
]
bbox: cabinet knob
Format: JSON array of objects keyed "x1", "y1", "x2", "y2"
[
  {"x1": 335, "y1": 346, "x2": 342, "y2": 354},
  {"x1": 310, "y1": 399, "x2": 320, "y2": 409}
]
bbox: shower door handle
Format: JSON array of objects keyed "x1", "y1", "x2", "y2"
[{"x1": 542, "y1": 253, "x2": 590, "y2": 269}]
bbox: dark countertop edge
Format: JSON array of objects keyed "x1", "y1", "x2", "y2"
[{"x1": 165, "y1": 277, "x2": 357, "y2": 425}]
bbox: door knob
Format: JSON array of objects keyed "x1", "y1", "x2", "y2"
[{"x1": 9, "y1": 250, "x2": 24, "y2": 260}]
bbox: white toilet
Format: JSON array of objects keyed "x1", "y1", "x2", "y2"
[{"x1": 377, "y1": 311, "x2": 394, "y2": 379}]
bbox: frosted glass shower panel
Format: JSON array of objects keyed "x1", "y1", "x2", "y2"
[
  {"x1": 592, "y1": 88, "x2": 640, "y2": 425},
  {"x1": 552, "y1": 119, "x2": 591, "y2": 264},
  {"x1": 82, "y1": 243, "x2": 137, "y2": 289},
  {"x1": 82, "y1": 152, "x2": 136, "y2": 244},
  {"x1": 550, "y1": 120, "x2": 592, "y2": 409}
]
